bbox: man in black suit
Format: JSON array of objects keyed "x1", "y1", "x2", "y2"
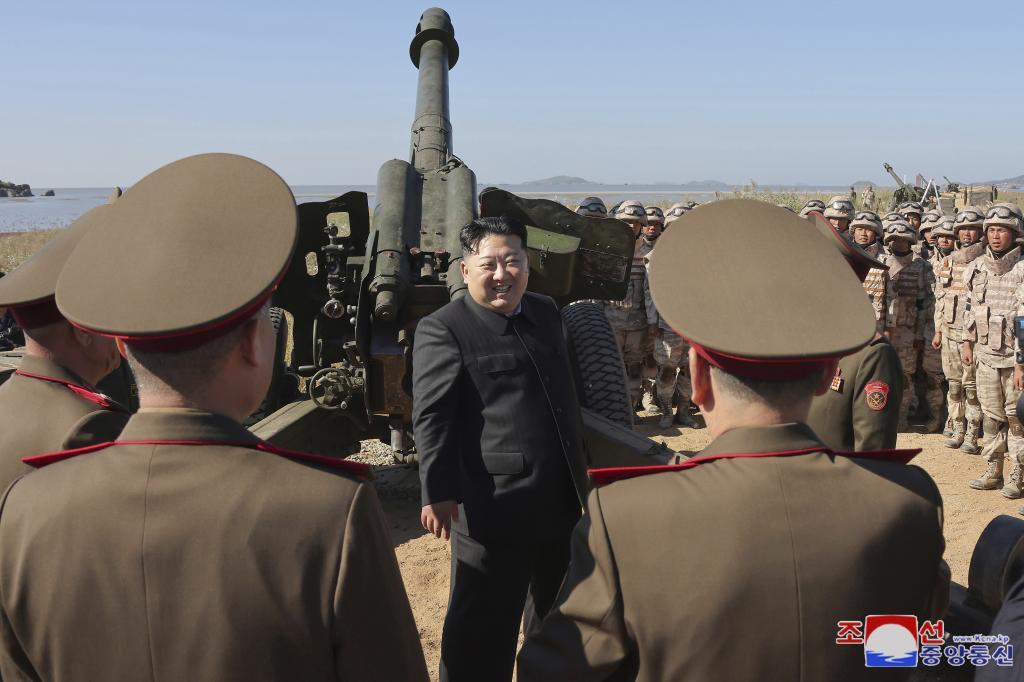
[{"x1": 412, "y1": 216, "x2": 589, "y2": 682}]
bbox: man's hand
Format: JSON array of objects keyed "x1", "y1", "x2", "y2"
[
  {"x1": 962, "y1": 342, "x2": 974, "y2": 367},
  {"x1": 421, "y1": 500, "x2": 459, "y2": 541},
  {"x1": 1016, "y1": 365, "x2": 1024, "y2": 392},
  {"x1": 931, "y1": 332, "x2": 942, "y2": 350}
]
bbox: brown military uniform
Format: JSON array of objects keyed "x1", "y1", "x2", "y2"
[
  {"x1": 606, "y1": 237, "x2": 654, "y2": 404},
  {"x1": 807, "y1": 336, "x2": 903, "y2": 451},
  {"x1": 861, "y1": 242, "x2": 889, "y2": 333},
  {"x1": 517, "y1": 424, "x2": 948, "y2": 681},
  {"x1": 883, "y1": 249, "x2": 934, "y2": 425},
  {"x1": 0, "y1": 355, "x2": 127, "y2": 492},
  {"x1": 0, "y1": 409, "x2": 427, "y2": 681}
]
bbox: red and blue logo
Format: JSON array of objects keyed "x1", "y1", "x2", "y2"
[{"x1": 863, "y1": 615, "x2": 920, "y2": 667}]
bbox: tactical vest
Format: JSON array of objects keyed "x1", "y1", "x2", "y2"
[
  {"x1": 964, "y1": 248, "x2": 1024, "y2": 366},
  {"x1": 885, "y1": 253, "x2": 927, "y2": 332},
  {"x1": 606, "y1": 238, "x2": 652, "y2": 331},
  {"x1": 934, "y1": 243, "x2": 983, "y2": 342},
  {"x1": 862, "y1": 268, "x2": 887, "y2": 332}
]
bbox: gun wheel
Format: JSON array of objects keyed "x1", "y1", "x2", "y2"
[{"x1": 562, "y1": 301, "x2": 634, "y2": 429}]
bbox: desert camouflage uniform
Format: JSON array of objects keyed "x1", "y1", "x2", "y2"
[
  {"x1": 642, "y1": 260, "x2": 691, "y2": 417},
  {"x1": 934, "y1": 242, "x2": 985, "y2": 448},
  {"x1": 964, "y1": 246, "x2": 1024, "y2": 493},
  {"x1": 916, "y1": 250, "x2": 947, "y2": 428},
  {"x1": 861, "y1": 242, "x2": 889, "y2": 334},
  {"x1": 606, "y1": 238, "x2": 653, "y2": 404},
  {"x1": 882, "y1": 250, "x2": 934, "y2": 427}
]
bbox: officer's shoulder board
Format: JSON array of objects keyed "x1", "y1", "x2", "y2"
[
  {"x1": 589, "y1": 447, "x2": 921, "y2": 488},
  {"x1": 15, "y1": 369, "x2": 125, "y2": 411},
  {"x1": 23, "y1": 439, "x2": 373, "y2": 480}
]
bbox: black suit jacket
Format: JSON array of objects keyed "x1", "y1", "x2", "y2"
[{"x1": 412, "y1": 292, "x2": 589, "y2": 543}]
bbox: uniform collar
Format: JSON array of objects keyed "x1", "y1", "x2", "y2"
[
  {"x1": 118, "y1": 408, "x2": 260, "y2": 445},
  {"x1": 699, "y1": 422, "x2": 826, "y2": 458},
  {"x1": 463, "y1": 292, "x2": 534, "y2": 335},
  {"x1": 17, "y1": 354, "x2": 92, "y2": 388},
  {"x1": 984, "y1": 246, "x2": 1021, "y2": 275}
]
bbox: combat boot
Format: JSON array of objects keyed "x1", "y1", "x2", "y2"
[
  {"x1": 658, "y1": 412, "x2": 673, "y2": 429},
  {"x1": 942, "y1": 415, "x2": 954, "y2": 438},
  {"x1": 673, "y1": 406, "x2": 699, "y2": 428},
  {"x1": 969, "y1": 459, "x2": 1004, "y2": 490},
  {"x1": 643, "y1": 393, "x2": 662, "y2": 415},
  {"x1": 944, "y1": 420, "x2": 966, "y2": 449},
  {"x1": 925, "y1": 414, "x2": 943, "y2": 434},
  {"x1": 961, "y1": 421, "x2": 983, "y2": 455},
  {"x1": 1003, "y1": 461, "x2": 1024, "y2": 499}
]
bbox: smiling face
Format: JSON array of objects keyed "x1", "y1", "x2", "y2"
[{"x1": 460, "y1": 234, "x2": 529, "y2": 314}]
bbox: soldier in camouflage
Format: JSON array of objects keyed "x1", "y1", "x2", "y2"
[
  {"x1": 882, "y1": 220, "x2": 935, "y2": 430},
  {"x1": 863, "y1": 184, "x2": 877, "y2": 212},
  {"x1": 933, "y1": 211, "x2": 984, "y2": 451},
  {"x1": 964, "y1": 203, "x2": 1024, "y2": 495},
  {"x1": 911, "y1": 211, "x2": 947, "y2": 431},
  {"x1": 917, "y1": 210, "x2": 942, "y2": 259},
  {"x1": 663, "y1": 203, "x2": 688, "y2": 228},
  {"x1": 849, "y1": 211, "x2": 889, "y2": 334},
  {"x1": 823, "y1": 196, "x2": 855, "y2": 233},
  {"x1": 638, "y1": 206, "x2": 665, "y2": 413},
  {"x1": 899, "y1": 201, "x2": 925, "y2": 232},
  {"x1": 605, "y1": 200, "x2": 651, "y2": 410},
  {"x1": 574, "y1": 196, "x2": 607, "y2": 218}
]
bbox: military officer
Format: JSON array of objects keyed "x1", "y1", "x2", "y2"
[
  {"x1": 965, "y1": 202, "x2": 1024, "y2": 496},
  {"x1": 848, "y1": 210, "x2": 889, "y2": 333},
  {"x1": 574, "y1": 196, "x2": 606, "y2": 218},
  {"x1": 606, "y1": 200, "x2": 651, "y2": 410},
  {"x1": 0, "y1": 154, "x2": 429, "y2": 681},
  {"x1": 517, "y1": 200, "x2": 948, "y2": 681},
  {"x1": 823, "y1": 195, "x2": 855, "y2": 233},
  {"x1": 933, "y1": 212, "x2": 984, "y2": 452},
  {"x1": 798, "y1": 198, "x2": 826, "y2": 218},
  {"x1": 808, "y1": 214, "x2": 903, "y2": 451},
  {"x1": 0, "y1": 205, "x2": 128, "y2": 492}
]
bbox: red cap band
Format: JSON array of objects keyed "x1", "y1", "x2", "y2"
[
  {"x1": 689, "y1": 340, "x2": 837, "y2": 381},
  {"x1": 10, "y1": 297, "x2": 65, "y2": 329}
]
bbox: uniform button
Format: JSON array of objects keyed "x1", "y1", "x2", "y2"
[
  {"x1": 555, "y1": 407, "x2": 563, "y2": 414},
  {"x1": 544, "y1": 375, "x2": 551, "y2": 382},
  {"x1": 564, "y1": 439, "x2": 570, "y2": 447}
]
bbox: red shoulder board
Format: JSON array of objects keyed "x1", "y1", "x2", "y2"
[
  {"x1": 588, "y1": 447, "x2": 921, "y2": 488},
  {"x1": 24, "y1": 440, "x2": 374, "y2": 480},
  {"x1": 15, "y1": 370, "x2": 123, "y2": 411}
]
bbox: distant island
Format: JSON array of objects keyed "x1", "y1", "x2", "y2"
[{"x1": 0, "y1": 181, "x2": 54, "y2": 198}]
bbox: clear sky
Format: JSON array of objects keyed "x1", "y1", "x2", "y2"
[{"x1": 3, "y1": 0, "x2": 1021, "y2": 188}]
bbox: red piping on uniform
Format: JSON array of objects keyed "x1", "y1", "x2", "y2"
[
  {"x1": 588, "y1": 447, "x2": 921, "y2": 487},
  {"x1": 14, "y1": 370, "x2": 119, "y2": 410},
  {"x1": 686, "y1": 340, "x2": 842, "y2": 381},
  {"x1": 22, "y1": 439, "x2": 373, "y2": 480}
]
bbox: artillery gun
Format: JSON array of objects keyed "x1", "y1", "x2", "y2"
[
  {"x1": 883, "y1": 162, "x2": 926, "y2": 209},
  {"x1": 252, "y1": 8, "x2": 672, "y2": 469},
  {"x1": 941, "y1": 175, "x2": 999, "y2": 212}
]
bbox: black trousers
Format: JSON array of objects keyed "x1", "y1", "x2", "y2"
[{"x1": 439, "y1": 531, "x2": 572, "y2": 682}]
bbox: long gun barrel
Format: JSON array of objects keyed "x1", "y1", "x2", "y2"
[
  {"x1": 883, "y1": 162, "x2": 909, "y2": 190},
  {"x1": 409, "y1": 8, "x2": 458, "y2": 172}
]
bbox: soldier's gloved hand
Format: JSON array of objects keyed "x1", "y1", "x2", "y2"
[{"x1": 931, "y1": 332, "x2": 942, "y2": 350}]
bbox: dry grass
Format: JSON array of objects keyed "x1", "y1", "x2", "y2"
[{"x1": 0, "y1": 229, "x2": 63, "y2": 275}]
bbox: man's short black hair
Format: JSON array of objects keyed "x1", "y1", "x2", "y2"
[{"x1": 460, "y1": 216, "x2": 528, "y2": 256}]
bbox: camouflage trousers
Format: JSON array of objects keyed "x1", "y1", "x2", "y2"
[
  {"x1": 915, "y1": 342, "x2": 945, "y2": 420},
  {"x1": 652, "y1": 329, "x2": 692, "y2": 409},
  {"x1": 889, "y1": 330, "x2": 920, "y2": 423},
  {"x1": 614, "y1": 328, "x2": 652, "y2": 405},
  {"x1": 976, "y1": 359, "x2": 1024, "y2": 466},
  {"x1": 940, "y1": 336, "x2": 980, "y2": 429}
]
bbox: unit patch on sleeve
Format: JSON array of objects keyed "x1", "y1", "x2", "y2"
[{"x1": 864, "y1": 381, "x2": 890, "y2": 411}]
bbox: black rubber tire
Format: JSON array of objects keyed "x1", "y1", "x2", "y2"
[
  {"x1": 561, "y1": 301, "x2": 634, "y2": 428},
  {"x1": 245, "y1": 307, "x2": 291, "y2": 425}
]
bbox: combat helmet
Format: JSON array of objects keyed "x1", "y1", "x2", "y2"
[
  {"x1": 919, "y1": 210, "x2": 943, "y2": 237},
  {"x1": 850, "y1": 210, "x2": 883, "y2": 239},
  {"x1": 954, "y1": 205, "x2": 986, "y2": 231},
  {"x1": 614, "y1": 200, "x2": 648, "y2": 225},
  {"x1": 881, "y1": 211, "x2": 904, "y2": 229},
  {"x1": 932, "y1": 215, "x2": 956, "y2": 240},
  {"x1": 799, "y1": 199, "x2": 827, "y2": 218},
  {"x1": 898, "y1": 201, "x2": 924, "y2": 218},
  {"x1": 884, "y1": 220, "x2": 918, "y2": 245},
  {"x1": 645, "y1": 206, "x2": 665, "y2": 226},
  {"x1": 664, "y1": 202, "x2": 689, "y2": 226},
  {"x1": 575, "y1": 196, "x2": 607, "y2": 218},
  {"x1": 983, "y1": 202, "x2": 1024, "y2": 235},
  {"x1": 823, "y1": 196, "x2": 855, "y2": 221}
]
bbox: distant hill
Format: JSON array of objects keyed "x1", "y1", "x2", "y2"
[
  {"x1": 501, "y1": 176, "x2": 735, "y2": 191},
  {"x1": 990, "y1": 174, "x2": 1024, "y2": 188},
  {"x1": 513, "y1": 175, "x2": 594, "y2": 187}
]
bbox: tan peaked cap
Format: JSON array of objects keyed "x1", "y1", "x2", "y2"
[
  {"x1": 56, "y1": 153, "x2": 297, "y2": 349},
  {"x1": 0, "y1": 204, "x2": 114, "y2": 308},
  {"x1": 648, "y1": 200, "x2": 875, "y2": 376}
]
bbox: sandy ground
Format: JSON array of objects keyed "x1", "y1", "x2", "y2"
[{"x1": 379, "y1": 417, "x2": 1021, "y2": 680}]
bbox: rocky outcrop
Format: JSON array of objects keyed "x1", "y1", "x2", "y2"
[
  {"x1": 43, "y1": 190, "x2": 54, "y2": 197},
  {"x1": 0, "y1": 182, "x2": 33, "y2": 198}
]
